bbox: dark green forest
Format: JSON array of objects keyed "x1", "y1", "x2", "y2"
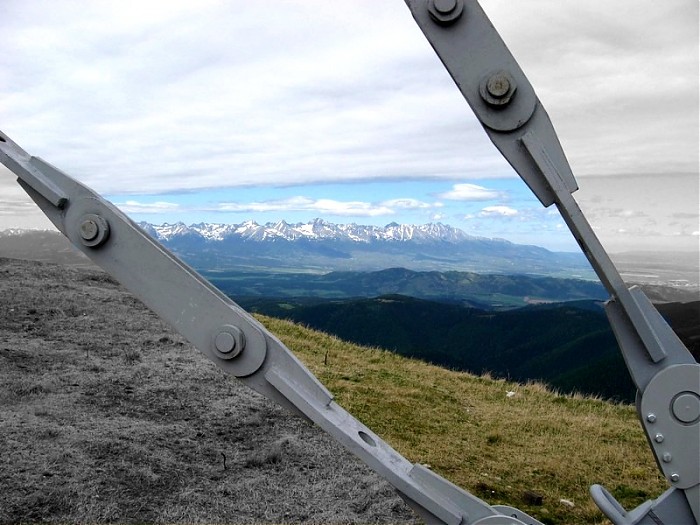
[{"x1": 238, "y1": 295, "x2": 699, "y2": 403}]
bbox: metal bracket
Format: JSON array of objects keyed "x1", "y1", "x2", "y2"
[
  {"x1": 640, "y1": 364, "x2": 700, "y2": 490},
  {"x1": 0, "y1": 132, "x2": 68, "y2": 208}
]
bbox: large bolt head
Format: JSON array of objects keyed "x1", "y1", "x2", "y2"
[
  {"x1": 215, "y1": 331, "x2": 236, "y2": 354},
  {"x1": 212, "y1": 325, "x2": 245, "y2": 360},
  {"x1": 78, "y1": 214, "x2": 110, "y2": 248},
  {"x1": 434, "y1": 0, "x2": 457, "y2": 14},
  {"x1": 672, "y1": 392, "x2": 700, "y2": 424},
  {"x1": 80, "y1": 219, "x2": 99, "y2": 241},
  {"x1": 487, "y1": 74, "x2": 511, "y2": 98},
  {"x1": 480, "y1": 70, "x2": 517, "y2": 107},
  {"x1": 427, "y1": 0, "x2": 464, "y2": 26}
]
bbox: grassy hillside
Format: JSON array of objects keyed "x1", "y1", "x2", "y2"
[
  {"x1": 239, "y1": 294, "x2": 637, "y2": 401},
  {"x1": 237, "y1": 293, "x2": 698, "y2": 403},
  {"x1": 0, "y1": 258, "x2": 668, "y2": 524}
]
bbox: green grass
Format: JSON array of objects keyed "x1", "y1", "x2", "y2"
[
  {"x1": 264, "y1": 316, "x2": 666, "y2": 524},
  {"x1": 0, "y1": 257, "x2": 667, "y2": 524}
]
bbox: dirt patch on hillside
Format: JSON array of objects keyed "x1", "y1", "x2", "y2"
[{"x1": 0, "y1": 257, "x2": 415, "y2": 523}]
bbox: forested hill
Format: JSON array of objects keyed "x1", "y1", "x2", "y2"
[{"x1": 238, "y1": 294, "x2": 700, "y2": 402}]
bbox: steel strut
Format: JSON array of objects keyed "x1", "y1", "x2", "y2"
[
  {"x1": 1, "y1": 1, "x2": 698, "y2": 524},
  {"x1": 403, "y1": 1, "x2": 699, "y2": 524}
]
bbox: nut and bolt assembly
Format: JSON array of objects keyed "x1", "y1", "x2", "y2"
[
  {"x1": 480, "y1": 70, "x2": 517, "y2": 107},
  {"x1": 427, "y1": 0, "x2": 464, "y2": 26},
  {"x1": 78, "y1": 213, "x2": 110, "y2": 248},
  {"x1": 212, "y1": 325, "x2": 246, "y2": 360}
]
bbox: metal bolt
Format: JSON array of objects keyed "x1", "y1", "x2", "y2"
[
  {"x1": 80, "y1": 219, "x2": 99, "y2": 241},
  {"x1": 78, "y1": 213, "x2": 110, "y2": 248},
  {"x1": 434, "y1": 0, "x2": 457, "y2": 13},
  {"x1": 646, "y1": 413, "x2": 657, "y2": 423},
  {"x1": 480, "y1": 71, "x2": 517, "y2": 107},
  {"x1": 215, "y1": 331, "x2": 236, "y2": 354},
  {"x1": 662, "y1": 453, "x2": 673, "y2": 463},
  {"x1": 654, "y1": 433, "x2": 664, "y2": 443},
  {"x1": 212, "y1": 325, "x2": 245, "y2": 359},
  {"x1": 487, "y1": 74, "x2": 511, "y2": 98},
  {"x1": 672, "y1": 392, "x2": 700, "y2": 424},
  {"x1": 427, "y1": 0, "x2": 464, "y2": 26},
  {"x1": 670, "y1": 473, "x2": 680, "y2": 483}
]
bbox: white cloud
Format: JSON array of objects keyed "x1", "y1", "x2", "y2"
[
  {"x1": 116, "y1": 200, "x2": 181, "y2": 213},
  {"x1": 437, "y1": 183, "x2": 502, "y2": 201},
  {"x1": 608, "y1": 209, "x2": 648, "y2": 219},
  {"x1": 380, "y1": 198, "x2": 438, "y2": 210},
  {"x1": 112, "y1": 195, "x2": 443, "y2": 218},
  {"x1": 0, "y1": 200, "x2": 36, "y2": 215},
  {"x1": 216, "y1": 196, "x2": 393, "y2": 217},
  {"x1": 1, "y1": 0, "x2": 694, "y2": 199},
  {"x1": 480, "y1": 206, "x2": 519, "y2": 217}
]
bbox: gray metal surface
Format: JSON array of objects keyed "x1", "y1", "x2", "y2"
[{"x1": 590, "y1": 485, "x2": 697, "y2": 525}]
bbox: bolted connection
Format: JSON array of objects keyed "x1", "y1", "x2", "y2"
[
  {"x1": 427, "y1": 0, "x2": 464, "y2": 26},
  {"x1": 480, "y1": 71, "x2": 517, "y2": 107},
  {"x1": 80, "y1": 219, "x2": 99, "y2": 241},
  {"x1": 671, "y1": 391, "x2": 700, "y2": 424},
  {"x1": 487, "y1": 75, "x2": 511, "y2": 98},
  {"x1": 78, "y1": 214, "x2": 110, "y2": 248},
  {"x1": 212, "y1": 325, "x2": 245, "y2": 360}
]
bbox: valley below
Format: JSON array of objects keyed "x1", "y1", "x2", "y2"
[{"x1": 1, "y1": 226, "x2": 698, "y2": 403}]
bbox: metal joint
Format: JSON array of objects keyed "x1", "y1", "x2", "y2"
[
  {"x1": 427, "y1": 0, "x2": 464, "y2": 26},
  {"x1": 480, "y1": 71, "x2": 517, "y2": 107},
  {"x1": 212, "y1": 325, "x2": 245, "y2": 360},
  {"x1": 78, "y1": 214, "x2": 110, "y2": 248}
]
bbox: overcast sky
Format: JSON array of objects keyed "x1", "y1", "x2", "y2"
[{"x1": 1, "y1": 0, "x2": 698, "y2": 253}]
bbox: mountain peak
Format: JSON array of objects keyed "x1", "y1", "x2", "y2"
[
  {"x1": 134, "y1": 218, "x2": 589, "y2": 274},
  {"x1": 140, "y1": 219, "x2": 479, "y2": 245}
]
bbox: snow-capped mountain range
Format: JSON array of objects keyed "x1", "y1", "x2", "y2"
[
  {"x1": 140, "y1": 218, "x2": 490, "y2": 244},
  {"x1": 0, "y1": 219, "x2": 592, "y2": 276},
  {"x1": 133, "y1": 218, "x2": 592, "y2": 276}
]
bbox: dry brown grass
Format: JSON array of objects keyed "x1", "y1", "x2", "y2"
[{"x1": 265, "y1": 316, "x2": 667, "y2": 524}]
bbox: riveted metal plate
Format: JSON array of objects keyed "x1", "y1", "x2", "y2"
[{"x1": 641, "y1": 364, "x2": 700, "y2": 489}]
